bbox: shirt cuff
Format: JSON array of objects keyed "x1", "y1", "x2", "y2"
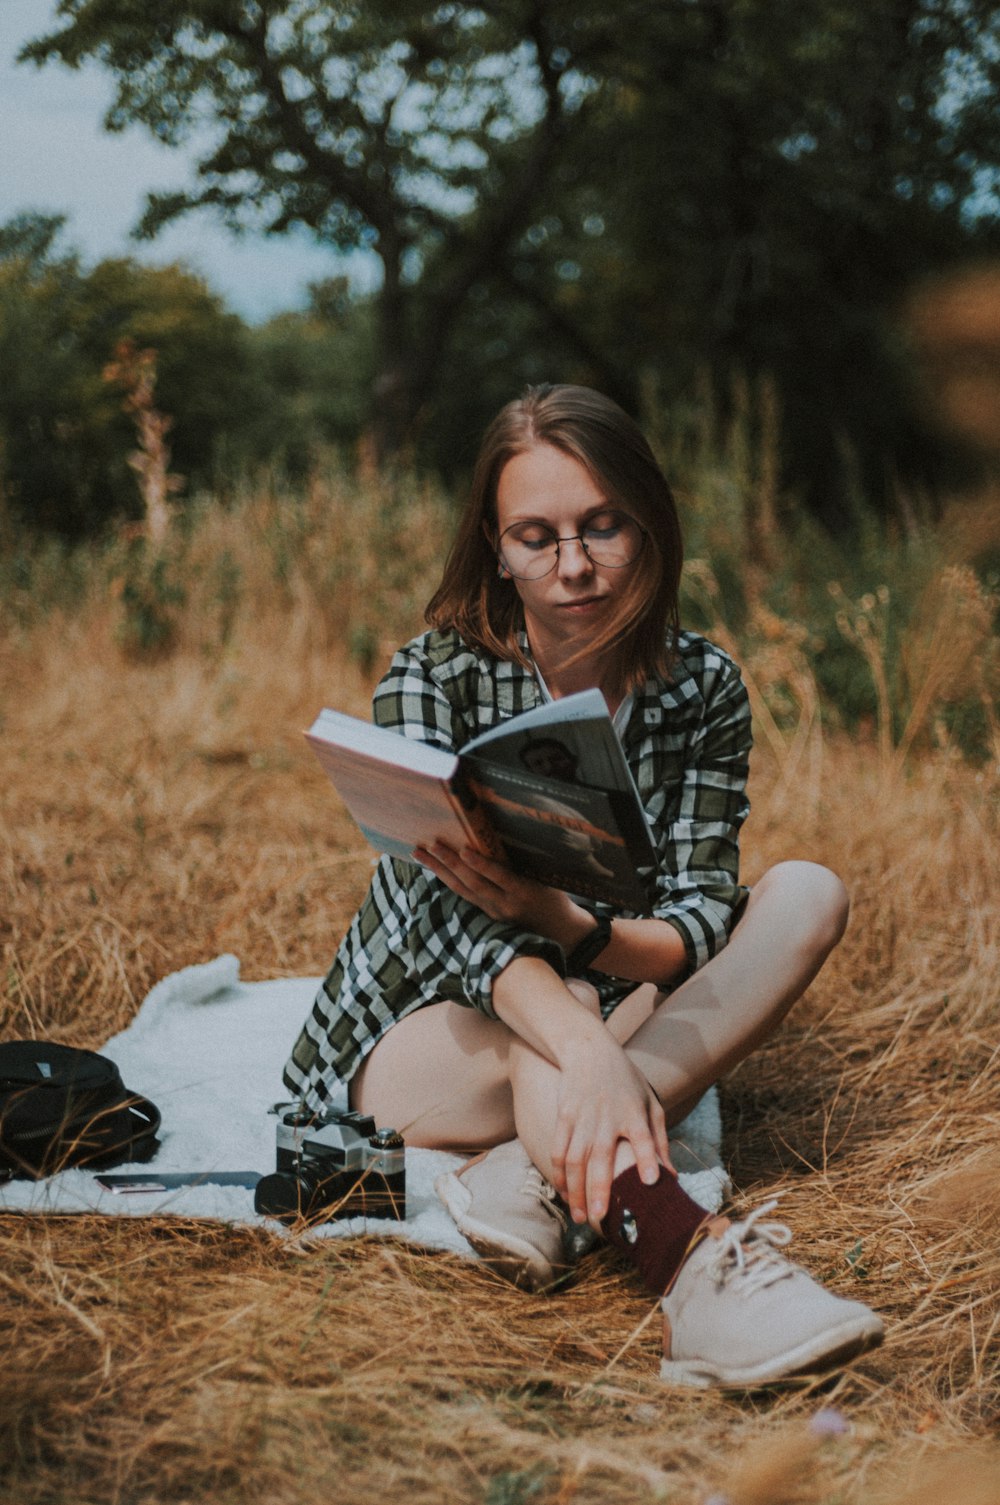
[
  {"x1": 466, "y1": 925, "x2": 566, "y2": 1018},
  {"x1": 658, "y1": 898, "x2": 737, "y2": 978}
]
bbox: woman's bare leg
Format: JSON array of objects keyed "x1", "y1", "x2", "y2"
[
  {"x1": 354, "y1": 862, "x2": 846, "y2": 1165},
  {"x1": 499, "y1": 861, "x2": 848, "y2": 1187},
  {"x1": 350, "y1": 998, "x2": 517, "y2": 1150},
  {"x1": 619, "y1": 859, "x2": 848, "y2": 1120},
  {"x1": 359, "y1": 861, "x2": 879, "y2": 1379}
]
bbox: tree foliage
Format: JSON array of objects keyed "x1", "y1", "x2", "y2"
[
  {"x1": 427, "y1": 0, "x2": 1000, "y2": 520},
  {"x1": 0, "y1": 218, "x2": 257, "y2": 534},
  {"x1": 23, "y1": 0, "x2": 603, "y2": 460},
  {"x1": 16, "y1": 0, "x2": 1000, "y2": 529},
  {"x1": 555, "y1": 0, "x2": 1000, "y2": 523},
  {"x1": 245, "y1": 277, "x2": 375, "y2": 479}
]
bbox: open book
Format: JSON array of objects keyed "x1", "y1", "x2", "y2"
[{"x1": 305, "y1": 690, "x2": 656, "y2": 910}]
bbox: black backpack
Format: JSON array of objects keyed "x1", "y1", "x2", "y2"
[{"x1": 0, "y1": 1041, "x2": 161, "y2": 1181}]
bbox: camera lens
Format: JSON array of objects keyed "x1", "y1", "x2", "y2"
[
  {"x1": 254, "y1": 1159, "x2": 346, "y2": 1221},
  {"x1": 254, "y1": 1170, "x2": 314, "y2": 1220}
]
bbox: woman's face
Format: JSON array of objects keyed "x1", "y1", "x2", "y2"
[{"x1": 494, "y1": 442, "x2": 644, "y2": 659}]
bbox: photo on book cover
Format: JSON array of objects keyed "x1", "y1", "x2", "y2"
[{"x1": 464, "y1": 763, "x2": 652, "y2": 910}]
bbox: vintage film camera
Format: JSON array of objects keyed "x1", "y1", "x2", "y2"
[{"x1": 254, "y1": 1106, "x2": 406, "y2": 1223}]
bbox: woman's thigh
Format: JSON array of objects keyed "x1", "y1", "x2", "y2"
[
  {"x1": 349, "y1": 1001, "x2": 518, "y2": 1153},
  {"x1": 617, "y1": 860, "x2": 849, "y2": 1115}
]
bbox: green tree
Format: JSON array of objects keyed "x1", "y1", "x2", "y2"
[
  {"x1": 82, "y1": 256, "x2": 259, "y2": 486},
  {"x1": 470, "y1": 0, "x2": 1000, "y2": 523},
  {"x1": 247, "y1": 277, "x2": 375, "y2": 479},
  {"x1": 0, "y1": 216, "x2": 261, "y2": 534},
  {"x1": 0, "y1": 217, "x2": 122, "y2": 533},
  {"x1": 22, "y1": 0, "x2": 603, "y2": 460},
  {"x1": 21, "y1": 2, "x2": 1000, "y2": 518}
]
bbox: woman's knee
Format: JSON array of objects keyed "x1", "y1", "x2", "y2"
[
  {"x1": 750, "y1": 860, "x2": 850, "y2": 955},
  {"x1": 566, "y1": 977, "x2": 603, "y2": 1016}
]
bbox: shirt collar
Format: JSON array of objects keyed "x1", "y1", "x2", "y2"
[{"x1": 501, "y1": 627, "x2": 673, "y2": 738}]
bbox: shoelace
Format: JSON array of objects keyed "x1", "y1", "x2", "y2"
[
  {"x1": 522, "y1": 1166, "x2": 571, "y2": 1231},
  {"x1": 704, "y1": 1199, "x2": 796, "y2": 1297}
]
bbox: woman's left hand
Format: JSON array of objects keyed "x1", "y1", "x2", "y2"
[
  {"x1": 414, "y1": 841, "x2": 580, "y2": 939},
  {"x1": 550, "y1": 1031, "x2": 672, "y2": 1228}
]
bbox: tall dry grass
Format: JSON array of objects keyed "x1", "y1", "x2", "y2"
[{"x1": 1, "y1": 474, "x2": 999, "y2": 1505}]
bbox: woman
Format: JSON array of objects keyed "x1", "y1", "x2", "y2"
[{"x1": 284, "y1": 385, "x2": 884, "y2": 1388}]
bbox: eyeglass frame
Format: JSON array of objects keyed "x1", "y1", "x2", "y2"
[{"x1": 493, "y1": 509, "x2": 649, "y2": 581}]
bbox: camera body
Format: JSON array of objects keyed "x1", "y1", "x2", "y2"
[{"x1": 254, "y1": 1106, "x2": 406, "y2": 1223}]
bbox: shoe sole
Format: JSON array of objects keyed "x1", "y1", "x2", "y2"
[
  {"x1": 434, "y1": 1169, "x2": 557, "y2": 1293},
  {"x1": 660, "y1": 1313, "x2": 885, "y2": 1389}
]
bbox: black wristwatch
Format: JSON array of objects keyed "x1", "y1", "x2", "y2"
[{"x1": 565, "y1": 910, "x2": 613, "y2": 974}]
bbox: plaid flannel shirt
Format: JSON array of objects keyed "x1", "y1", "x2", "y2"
[{"x1": 283, "y1": 626, "x2": 751, "y2": 1109}]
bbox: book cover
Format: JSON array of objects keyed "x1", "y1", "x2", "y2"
[
  {"x1": 305, "y1": 711, "x2": 503, "y2": 864},
  {"x1": 305, "y1": 692, "x2": 655, "y2": 909},
  {"x1": 464, "y1": 763, "x2": 652, "y2": 909},
  {"x1": 466, "y1": 688, "x2": 639, "y2": 794}
]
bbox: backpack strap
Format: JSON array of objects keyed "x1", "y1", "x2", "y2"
[{"x1": 93, "y1": 1094, "x2": 162, "y2": 1167}]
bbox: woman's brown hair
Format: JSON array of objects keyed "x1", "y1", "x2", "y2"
[{"x1": 425, "y1": 385, "x2": 683, "y2": 692}]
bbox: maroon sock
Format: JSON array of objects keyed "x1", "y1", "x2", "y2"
[{"x1": 600, "y1": 1164, "x2": 710, "y2": 1295}]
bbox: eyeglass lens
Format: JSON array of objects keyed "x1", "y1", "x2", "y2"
[{"x1": 498, "y1": 509, "x2": 645, "y2": 580}]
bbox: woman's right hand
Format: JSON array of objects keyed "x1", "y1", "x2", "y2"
[
  {"x1": 548, "y1": 1030, "x2": 672, "y2": 1229},
  {"x1": 414, "y1": 841, "x2": 590, "y2": 947}
]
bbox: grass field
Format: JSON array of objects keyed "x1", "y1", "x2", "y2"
[{"x1": 1, "y1": 475, "x2": 998, "y2": 1504}]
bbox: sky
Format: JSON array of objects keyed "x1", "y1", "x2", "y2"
[{"x1": 0, "y1": 0, "x2": 375, "y2": 322}]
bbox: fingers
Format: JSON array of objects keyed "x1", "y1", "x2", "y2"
[
  {"x1": 423, "y1": 842, "x2": 508, "y2": 883},
  {"x1": 548, "y1": 1123, "x2": 570, "y2": 1211},
  {"x1": 585, "y1": 1120, "x2": 660, "y2": 1229},
  {"x1": 414, "y1": 842, "x2": 498, "y2": 910},
  {"x1": 582, "y1": 1137, "x2": 617, "y2": 1228},
  {"x1": 554, "y1": 1114, "x2": 665, "y2": 1230},
  {"x1": 629, "y1": 1125, "x2": 664, "y2": 1192},
  {"x1": 451, "y1": 844, "x2": 513, "y2": 885},
  {"x1": 554, "y1": 1094, "x2": 674, "y2": 1230},
  {"x1": 653, "y1": 1104, "x2": 675, "y2": 1177},
  {"x1": 559, "y1": 1133, "x2": 614, "y2": 1228},
  {"x1": 415, "y1": 845, "x2": 582, "y2": 947},
  {"x1": 551, "y1": 1107, "x2": 604, "y2": 1227},
  {"x1": 413, "y1": 841, "x2": 473, "y2": 883},
  {"x1": 619, "y1": 1067, "x2": 674, "y2": 1184},
  {"x1": 640, "y1": 1095, "x2": 674, "y2": 1179},
  {"x1": 415, "y1": 842, "x2": 540, "y2": 926}
]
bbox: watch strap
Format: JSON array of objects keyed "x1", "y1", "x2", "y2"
[{"x1": 565, "y1": 912, "x2": 613, "y2": 975}]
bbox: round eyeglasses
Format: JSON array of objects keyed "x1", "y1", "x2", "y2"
[{"x1": 497, "y1": 509, "x2": 647, "y2": 581}]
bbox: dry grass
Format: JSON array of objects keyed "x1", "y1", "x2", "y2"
[{"x1": 2, "y1": 519, "x2": 999, "y2": 1504}]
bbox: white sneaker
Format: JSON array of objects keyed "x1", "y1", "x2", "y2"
[
  {"x1": 435, "y1": 1139, "x2": 570, "y2": 1292},
  {"x1": 660, "y1": 1202, "x2": 884, "y2": 1388}
]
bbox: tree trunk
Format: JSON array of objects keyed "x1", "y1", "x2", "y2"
[{"x1": 366, "y1": 242, "x2": 418, "y2": 464}]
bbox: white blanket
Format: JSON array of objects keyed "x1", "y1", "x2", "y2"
[{"x1": 0, "y1": 956, "x2": 729, "y2": 1254}]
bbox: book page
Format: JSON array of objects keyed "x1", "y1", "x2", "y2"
[{"x1": 309, "y1": 708, "x2": 457, "y2": 780}]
